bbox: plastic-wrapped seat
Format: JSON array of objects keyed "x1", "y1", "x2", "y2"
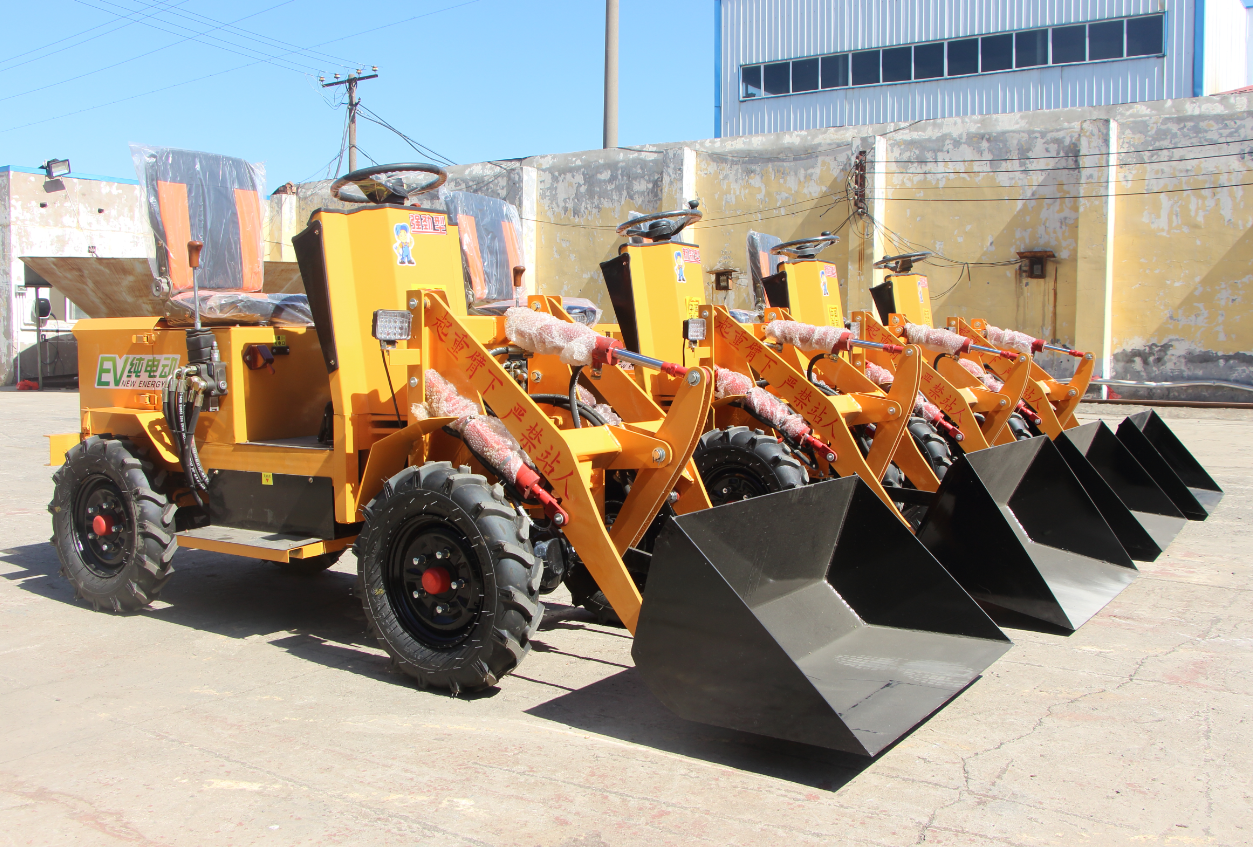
[{"x1": 132, "y1": 145, "x2": 313, "y2": 327}]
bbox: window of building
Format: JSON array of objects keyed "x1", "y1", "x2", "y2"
[
  {"x1": 742, "y1": 65, "x2": 762, "y2": 98},
  {"x1": 981, "y1": 33, "x2": 1013, "y2": 71},
  {"x1": 852, "y1": 50, "x2": 880, "y2": 85},
  {"x1": 1089, "y1": 20, "x2": 1124, "y2": 60},
  {"x1": 881, "y1": 46, "x2": 912, "y2": 82},
  {"x1": 947, "y1": 38, "x2": 979, "y2": 76},
  {"x1": 913, "y1": 41, "x2": 944, "y2": 79},
  {"x1": 736, "y1": 13, "x2": 1165, "y2": 99},
  {"x1": 1015, "y1": 29, "x2": 1048, "y2": 67},
  {"x1": 821, "y1": 53, "x2": 849, "y2": 88},
  {"x1": 763, "y1": 61, "x2": 791, "y2": 95},
  {"x1": 1052, "y1": 24, "x2": 1086, "y2": 64},
  {"x1": 1126, "y1": 15, "x2": 1163, "y2": 56},
  {"x1": 66, "y1": 299, "x2": 87, "y2": 322},
  {"x1": 792, "y1": 57, "x2": 820, "y2": 92}
]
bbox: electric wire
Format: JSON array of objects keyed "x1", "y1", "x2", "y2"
[{"x1": 0, "y1": 0, "x2": 192, "y2": 73}]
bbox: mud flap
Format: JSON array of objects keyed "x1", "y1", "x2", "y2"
[
  {"x1": 1057, "y1": 421, "x2": 1186, "y2": 561},
  {"x1": 1116, "y1": 410, "x2": 1222, "y2": 520},
  {"x1": 917, "y1": 437, "x2": 1137, "y2": 632},
  {"x1": 632, "y1": 477, "x2": 1011, "y2": 758}
]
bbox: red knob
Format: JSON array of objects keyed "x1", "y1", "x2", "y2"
[
  {"x1": 421, "y1": 566, "x2": 452, "y2": 595},
  {"x1": 92, "y1": 515, "x2": 114, "y2": 536}
]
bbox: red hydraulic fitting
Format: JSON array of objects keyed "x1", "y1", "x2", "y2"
[
  {"x1": 1015, "y1": 402, "x2": 1042, "y2": 425},
  {"x1": 881, "y1": 343, "x2": 905, "y2": 354},
  {"x1": 934, "y1": 417, "x2": 964, "y2": 442},
  {"x1": 1030, "y1": 338, "x2": 1046, "y2": 354},
  {"x1": 591, "y1": 335, "x2": 624, "y2": 366},
  {"x1": 800, "y1": 432, "x2": 837, "y2": 463},
  {"x1": 831, "y1": 330, "x2": 854, "y2": 353},
  {"x1": 658, "y1": 362, "x2": 688, "y2": 378},
  {"x1": 514, "y1": 465, "x2": 571, "y2": 527}
]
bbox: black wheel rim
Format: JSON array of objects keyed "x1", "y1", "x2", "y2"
[
  {"x1": 386, "y1": 517, "x2": 485, "y2": 648},
  {"x1": 701, "y1": 463, "x2": 771, "y2": 506},
  {"x1": 72, "y1": 475, "x2": 133, "y2": 578}
]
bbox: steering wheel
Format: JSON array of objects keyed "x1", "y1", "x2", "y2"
[
  {"x1": 770, "y1": 231, "x2": 839, "y2": 260},
  {"x1": 330, "y1": 163, "x2": 448, "y2": 205},
  {"x1": 617, "y1": 200, "x2": 702, "y2": 241},
  {"x1": 873, "y1": 251, "x2": 932, "y2": 274}
]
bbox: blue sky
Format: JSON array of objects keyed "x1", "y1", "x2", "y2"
[{"x1": 1, "y1": 0, "x2": 715, "y2": 186}]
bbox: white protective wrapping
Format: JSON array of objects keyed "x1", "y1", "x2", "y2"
[
  {"x1": 505, "y1": 307, "x2": 598, "y2": 366},
  {"x1": 864, "y1": 362, "x2": 895, "y2": 386},
  {"x1": 576, "y1": 385, "x2": 622, "y2": 426},
  {"x1": 764, "y1": 319, "x2": 848, "y2": 353},
  {"x1": 902, "y1": 323, "x2": 967, "y2": 355},
  {"x1": 714, "y1": 368, "x2": 810, "y2": 439},
  {"x1": 959, "y1": 357, "x2": 1004, "y2": 391},
  {"x1": 411, "y1": 370, "x2": 532, "y2": 485},
  {"x1": 862, "y1": 361, "x2": 944, "y2": 424},
  {"x1": 984, "y1": 325, "x2": 1035, "y2": 354}
]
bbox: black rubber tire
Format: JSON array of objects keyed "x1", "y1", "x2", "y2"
[
  {"x1": 908, "y1": 416, "x2": 954, "y2": 481},
  {"x1": 277, "y1": 550, "x2": 345, "y2": 574},
  {"x1": 693, "y1": 426, "x2": 808, "y2": 506},
  {"x1": 1007, "y1": 412, "x2": 1035, "y2": 441},
  {"x1": 354, "y1": 461, "x2": 543, "y2": 695},
  {"x1": 48, "y1": 436, "x2": 177, "y2": 612}
]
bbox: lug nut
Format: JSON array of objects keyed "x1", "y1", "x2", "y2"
[
  {"x1": 413, "y1": 555, "x2": 426, "y2": 565},
  {"x1": 412, "y1": 590, "x2": 421, "y2": 598},
  {"x1": 435, "y1": 604, "x2": 448, "y2": 615},
  {"x1": 449, "y1": 580, "x2": 461, "y2": 590}
]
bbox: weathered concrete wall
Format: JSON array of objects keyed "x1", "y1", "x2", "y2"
[
  {"x1": 0, "y1": 170, "x2": 148, "y2": 383},
  {"x1": 293, "y1": 92, "x2": 1247, "y2": 401}
]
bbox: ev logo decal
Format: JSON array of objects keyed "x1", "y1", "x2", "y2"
[
  {"x1": 95, "y1": 354, "x2": 180, "y2": 389},
  {"x1": 393, "y1": 223, "x2": 416, "y2": 266}
]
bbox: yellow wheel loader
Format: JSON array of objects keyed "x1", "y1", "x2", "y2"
[
  {"x1": 852, "y1": 253, "x2": 1200, "y2": 560},
  {"x1": 586, "y1": 207, "x2": 1146, "y2": 632},
  {"x1": 46, "y1": 151, "x2": 1011, "y2": 758},
  {"x1": 944, "y1": 317, "x2": 1223, "y2": 523}
]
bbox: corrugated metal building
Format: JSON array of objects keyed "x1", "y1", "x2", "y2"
[{"x1": 715, "y1": 0, "x2": 1252, "y2": 137}]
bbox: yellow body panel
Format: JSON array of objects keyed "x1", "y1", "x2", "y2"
[
  {"x1": 779, "y1": 260, "x2": 844, "y2": 328},
  {"x1": 620, "y1": 241, "x2": 705, "y2": 373},
  {"x1": 886, "y1": 274, "x2": 934, "y2": 328}
]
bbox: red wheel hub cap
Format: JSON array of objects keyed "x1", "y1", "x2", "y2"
[
  {"x1": 421, "y1": 566, "x2": 451, "y2": 594},
  {"x1": 92, "y1": 515, "x2": 115, "y2": 536}
]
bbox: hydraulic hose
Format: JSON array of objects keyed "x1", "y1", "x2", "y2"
[{"x1": 568, "y1": 366, "x2": 584, "y2": 429}]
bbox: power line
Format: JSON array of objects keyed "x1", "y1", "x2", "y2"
[
  {"x1": 0, "y1": 0, "x2": 310, "y2": 107},
  {"x1": 0, "y1": 0, "x2": 191, "y2": 73},
  {"x1": 89, "y1": 0, "x2": 365, "y2": 70}
]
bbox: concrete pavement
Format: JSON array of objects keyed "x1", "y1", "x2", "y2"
[{"x1": 0, "y1": 390, "x2": 1248, "y2": 846}]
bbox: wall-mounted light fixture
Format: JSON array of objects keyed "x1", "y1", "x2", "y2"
[
  {"x1": 41, "y1": 159, "x2": 71, "y2": 179},
  {"x1": 707, "y1": 267, "x2": 738, "y2": 291},
  {"x1": 1016, "y1": 250, "x2": 1055, "y2": 280}
]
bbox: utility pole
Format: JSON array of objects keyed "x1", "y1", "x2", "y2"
[
  {"x1": 603, "y1": 0, "x2": 618, "y2": 149},
  {"x1": 321, "y1": 67, "x2": 379, "y2": 173}
]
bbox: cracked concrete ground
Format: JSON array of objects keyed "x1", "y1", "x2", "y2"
[{"x1": 0, "y1": 390, "x2": 1248, "y2": 846}]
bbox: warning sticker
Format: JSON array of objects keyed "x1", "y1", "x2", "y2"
[
  {"x1": 95, "y1": 354, "x2": 180, "y2": 389},
  {"x1": 408, "y1": 212, "x2": 448, "y2": 234},
  {"x1": 680, "y1": 246, "x2": 700, "y2": 264}
]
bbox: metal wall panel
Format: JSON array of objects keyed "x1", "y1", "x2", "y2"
[{"x1": 720, "y1": 0, "x2": 1194, "y2": 137}]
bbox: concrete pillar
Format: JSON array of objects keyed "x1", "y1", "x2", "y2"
[
  {"x1": 846, "y1": 135, "x2": 888, "y2": 315},
  {"x1": 1074, "y1": 119, "x2": 1118, "y2": 393},
  {"x1": 661, "y1": 147, "x2": 699, "y2": 248},
  {"x1": 264, "y1": 193, "x2": 299, "y2": 262}
]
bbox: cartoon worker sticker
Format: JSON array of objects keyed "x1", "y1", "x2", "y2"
[
  {"x1": 673, "y1": 249, "x2": 686, "y2": 283},
  {"x1": 393, "y1": 223, "x2": 416, "y2": 266}
]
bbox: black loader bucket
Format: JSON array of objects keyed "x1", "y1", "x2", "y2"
[
  {"x1": 917, "y1": 437, "x2": 1137, "y2": 633},
  {"x1": 1116, "y1": 410, "x2": 1222, "y2": 520},
  {"x1": 1057, "y1": 421, "x2": 1187, "y2": 561},
  {"x1": 632, "y1": 477, "x2": 1011, "y2": 758}
]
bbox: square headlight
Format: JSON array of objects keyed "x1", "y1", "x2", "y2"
[{"x1": 372, "y1": 309, "x2": 413, "y2": 343}]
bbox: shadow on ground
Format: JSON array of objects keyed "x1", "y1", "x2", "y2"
[
  {"x1": 0, "y1": 541, "x2": 413, "y2": 686},
  {"x1": 2, "y1": 541, "x2": 876, "y2": 787},
  {"x1": 525, "y1": 665, "x2": 875, "y2": 791}
]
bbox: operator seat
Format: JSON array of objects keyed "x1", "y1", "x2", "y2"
[{"x1": 135, "y1": 145, "x2": 312, "y2": 326}]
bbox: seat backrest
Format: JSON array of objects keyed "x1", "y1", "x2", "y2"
[
  {"x1": 442, "y1": 191, "x2": 525, "y2": 307},
  {"x1": 131, "y1": 145, "x2": 265, "y2": 294},
  {"x1": 746, "y1": 230, "x2": 782, "y2": 311}
]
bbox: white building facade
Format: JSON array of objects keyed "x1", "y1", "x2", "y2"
[{"x1": 715, "y1": 0, "x2": 1252, "y2": 137}]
